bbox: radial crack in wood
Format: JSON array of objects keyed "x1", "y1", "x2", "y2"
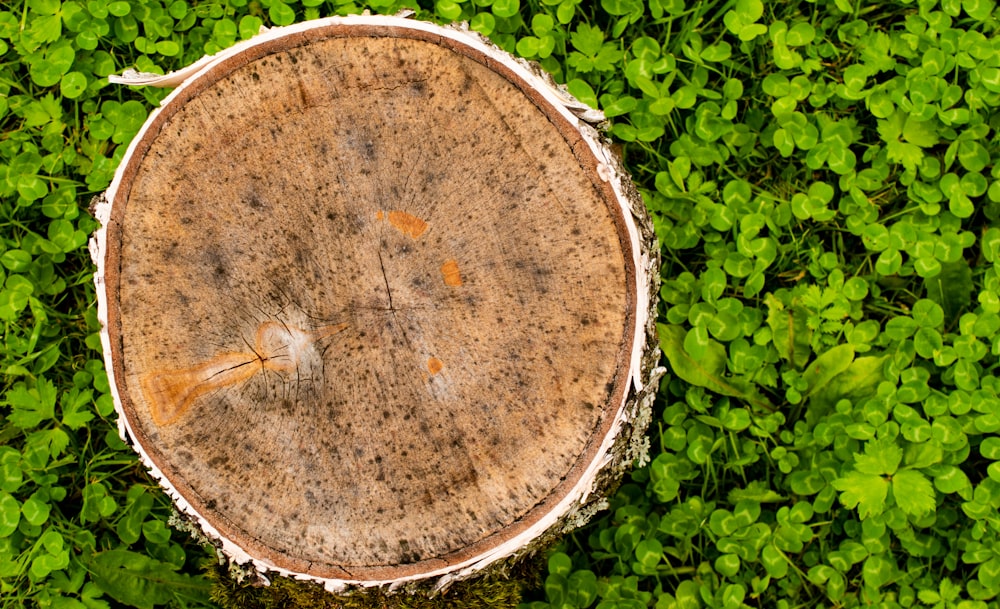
[{"x1": 92, "y1": 15, "x2": 660, "y2": 592}]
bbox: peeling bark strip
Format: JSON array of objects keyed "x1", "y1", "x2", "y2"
[{"x1": 91, "y1": 15, "x2": 661, "y2": 593}]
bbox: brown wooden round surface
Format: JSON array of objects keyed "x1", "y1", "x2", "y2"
[{"x1": 101, "y1": 22, "x2": 637, "y2": 581}]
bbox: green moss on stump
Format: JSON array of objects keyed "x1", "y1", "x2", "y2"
[{"x1": 205, "y1": 554, "x2": 544, "y2": 609}]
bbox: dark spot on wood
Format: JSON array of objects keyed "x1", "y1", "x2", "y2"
[{"x1": 297, "y1": 79, "x2": 309, "y2": 107}]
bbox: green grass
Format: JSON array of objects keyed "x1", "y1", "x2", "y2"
[{"x1": 2, "y1": 0, "x2": 1000, "y2": 608}]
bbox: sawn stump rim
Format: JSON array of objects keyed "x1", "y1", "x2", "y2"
[{"x1": 91, "y1": 15, "x2": 656, "y2": 591}]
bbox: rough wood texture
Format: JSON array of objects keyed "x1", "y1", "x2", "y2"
[{"x1": 92, "y1": 16, "x2": 660, "y2": 590}]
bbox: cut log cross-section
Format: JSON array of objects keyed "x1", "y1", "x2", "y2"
[{"x1": 91, "y1": 15, "x2": 661, "y2": 592}]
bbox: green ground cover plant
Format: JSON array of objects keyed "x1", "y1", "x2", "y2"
[{"x1": 1, "y1": 0, "x2": 999, "y2": 607}]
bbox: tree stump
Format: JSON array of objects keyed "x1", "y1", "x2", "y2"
[{"x1": 91, "y1": 14, "x2": 662, "y2": 592}]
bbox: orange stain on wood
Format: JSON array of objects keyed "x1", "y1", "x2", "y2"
[
  {"x1": 386, "y1": 210, "x2": 428, "y2": 238},
  {"x1": 141, "y1": 353, "x2": 258, "y2": 426},
  {"x1": 376, "y1": 210, "x2": 384, "y2": 221},
  {"x1": 440, "y1": 259, "x2": 462, "y2": 286},
  {"x1": 142, "y1": 321, "x2": 348, "y2": 426},
  {"x1": 427, "y1": 357, "x2": 444, "y2": 376}
]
